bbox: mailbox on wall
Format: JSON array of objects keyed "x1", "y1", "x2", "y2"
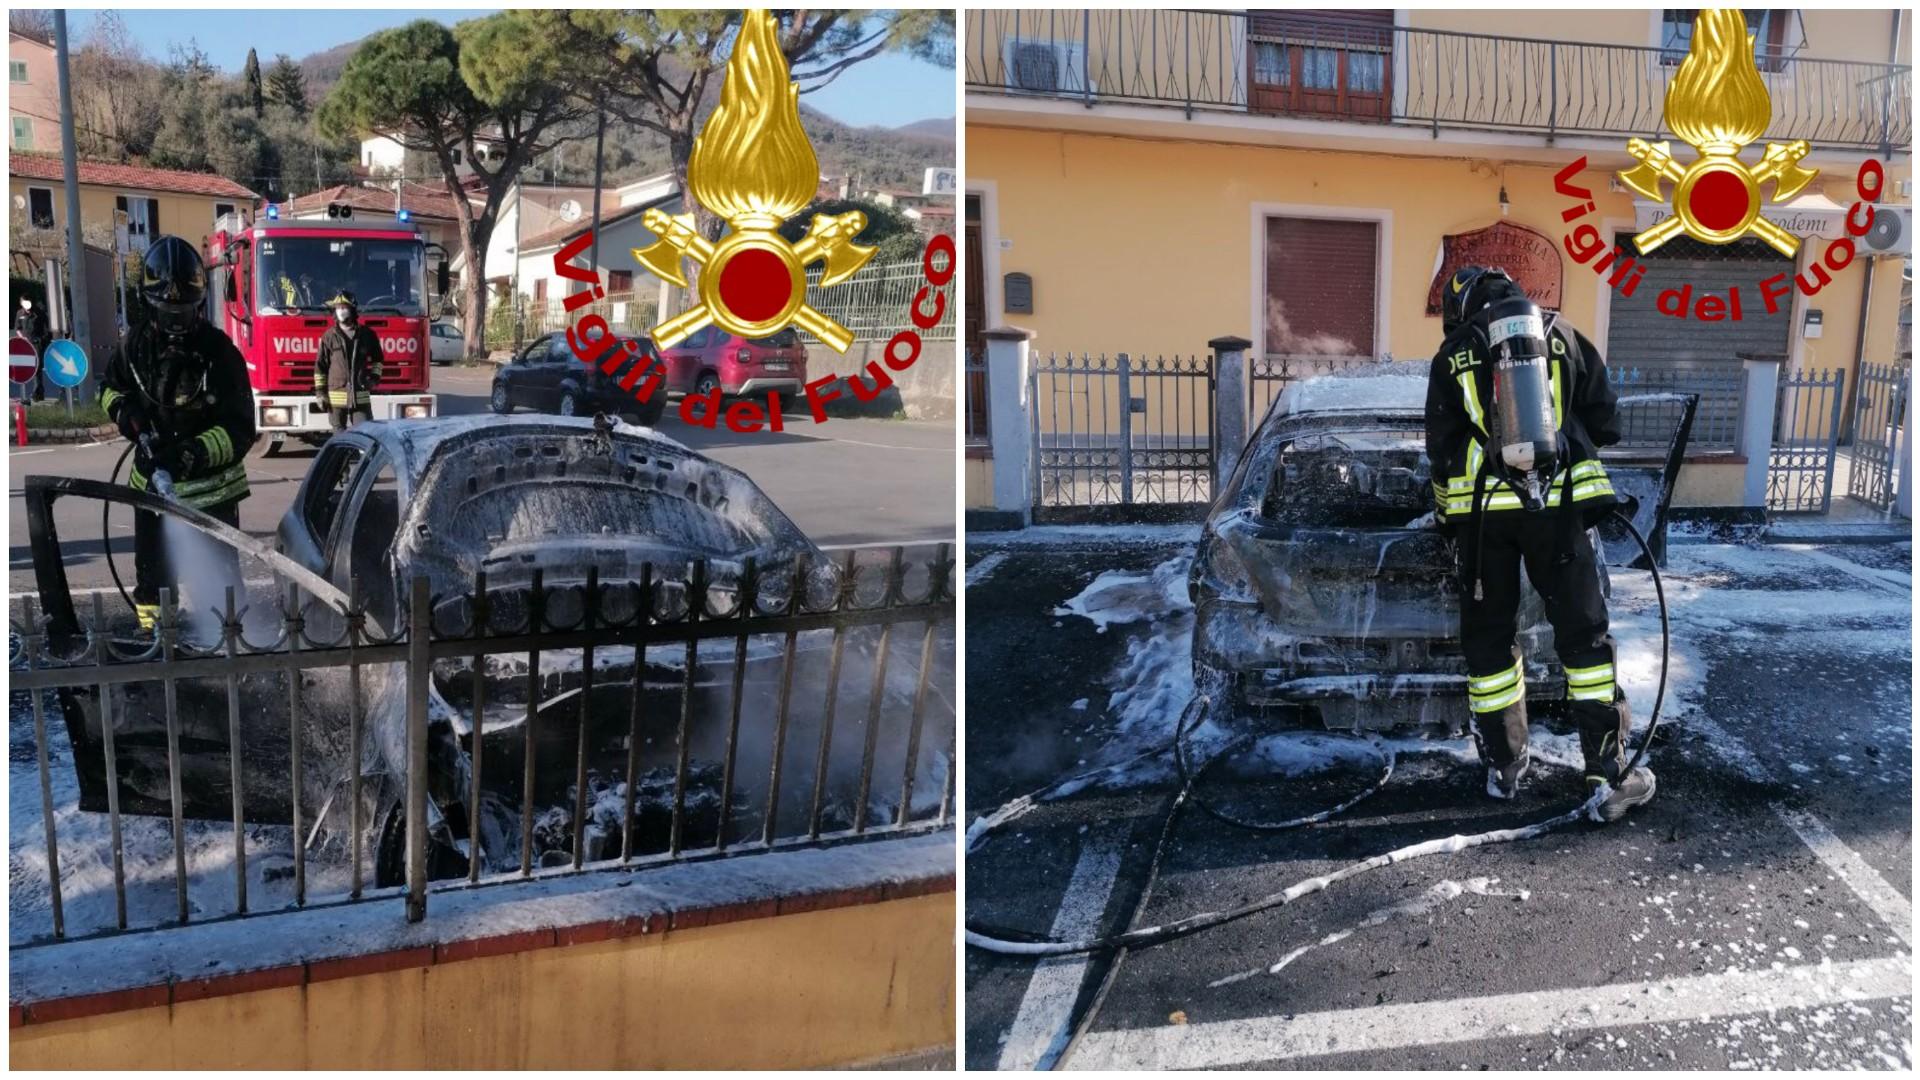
[{"x1": 1004, "y1": 272, "x2": 1033, "y2": 315}]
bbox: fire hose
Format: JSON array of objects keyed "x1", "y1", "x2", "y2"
[{"x1": 964, "y1": 509, "x2": 1670, "y2": 1058}]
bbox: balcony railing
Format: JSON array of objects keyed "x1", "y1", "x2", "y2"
[{"x1": 966, "y1": 10, "x2": 1912, "y2": 154}]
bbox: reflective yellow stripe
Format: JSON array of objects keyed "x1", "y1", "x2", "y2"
[
  {"x1": 100, "y1": 387, "x2": 121, "y2": 413},
  {"x1": 1458, "y1": 370, "x2": 1487, "y2": 433},
  {"x1": 1549, "y1": 357, "x2": 1565, "y2": 431},
  {"x1": 1469, "y1": 661, "x2": 1523, "y2": 693},
  {"x1": 1565, "y1": 665, "x2": 1614, "y2": 686},
  {"x1": 1471, "y1": 683, "x2": 1525, "y2": 713},
  {"x1": 1568, "y1": 683, "x2": 1616, "y2": 702}
]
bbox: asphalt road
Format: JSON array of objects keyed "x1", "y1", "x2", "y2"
[
  {"x1": 8, "y1": 364, "x2": 955, "y2": 596},
  {"x1": 963, "y1": 532, "x2": 1912, "y2": 1070}
]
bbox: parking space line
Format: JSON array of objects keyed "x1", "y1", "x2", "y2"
[
  {"x1": 997, "y1": 826, "x2": 1126, "y2": 1071},
  {"x1": 1064, "y1": 955, "x2": 1914, "y2": 1070},
  {"x1": 966, "y1": 553, "x2": 1007, "y2": 588},
  {"x1": 1776, "y1": 806, "x2": 1913, "y2": 947}
]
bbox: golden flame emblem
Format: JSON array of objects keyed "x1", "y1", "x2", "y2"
[
  {"x1": 1620, "y1": 8, "x2": 1817, "y2": 257},
  {"x1": 634, "y1": 9, "x2": 875, "y2": 353}
]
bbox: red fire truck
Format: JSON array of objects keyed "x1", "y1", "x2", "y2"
[{"x1": 206, "y1": 210, "x2": 438, "y2": 452}]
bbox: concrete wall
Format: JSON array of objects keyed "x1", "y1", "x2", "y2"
[
  {"x1": 812, "y1": 337, "x2": 958, "y2": 421},
  {"x1": 11, "y1": 891, "x2": 954, "y2": 1070}
]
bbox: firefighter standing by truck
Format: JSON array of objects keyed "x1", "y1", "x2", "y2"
[
  {"x1": 1425, "y1": 265, "x2": 1655, "y2": 822},
  {"x1": 313, "y1": 290, "x2": 384, "y2": 430},
  {"x1": 99, "y1": 236, "x2": 257, "y2": 630}
]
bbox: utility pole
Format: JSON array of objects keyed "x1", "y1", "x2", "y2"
[
  {"x1": 53, "y1": 11, "x2": 92, "y2": 360},
  {"x1": 588, "y1": 105, "x2": 606, "y2": 283}
]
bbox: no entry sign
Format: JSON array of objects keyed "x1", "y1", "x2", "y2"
[{"x1": 9, "y1": 336, "x2": 38, "y2": 385}]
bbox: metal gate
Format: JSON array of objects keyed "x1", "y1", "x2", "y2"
[
  {"x1": 1029, "y1": 351, "x2": 1214, "y2": 517},
  {"x1": 1847, "y1": 361, "x2": 1908, "y2": 512},
  {"x1": 1767, "y1": 367, "x2": 1847, "y2": 514},
  {"x1": 1248, "y1": 354, "x2": 1374, "y2": 420}
]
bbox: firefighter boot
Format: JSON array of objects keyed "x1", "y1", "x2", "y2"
[
  {"x1": 1576, "y1": 691, "x2": 1656, "y2": 822},
  {"x1": 1471, "y1": 699, "x2": 1531, "y2": 800}
]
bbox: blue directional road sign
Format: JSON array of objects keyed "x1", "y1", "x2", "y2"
[{"x1": 43, "y1": 339, "x2": 88, "y2": 390}]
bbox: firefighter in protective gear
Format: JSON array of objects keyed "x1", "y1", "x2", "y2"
[
  {"x1": 313, "y1": 290, "x2": 384, "y2": 430},
  {"x1": 1425, "y1": 265, "x2": 1655, "y2": 822},
  {"x1": 99, "y1": 236, "x2": 257, "y2": 631}
]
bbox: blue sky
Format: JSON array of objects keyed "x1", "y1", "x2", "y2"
[{"x1": 68, "y1": 9, "x2": 955, "y2": 130}]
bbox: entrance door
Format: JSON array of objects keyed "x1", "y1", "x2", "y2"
[
  {"x1": 965, "y1": 195, "x2": 987, "y2": 448},
  {"x1": 1607, "y1": 234, "x2": 1794, "y2": 365}
]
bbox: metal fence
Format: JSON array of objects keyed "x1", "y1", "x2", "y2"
[
  {"x1": 1607, "y1": 361, "x2": 1746, "y2": 452},
  {"x1": 966, "y1": 347, "x2": 990, "y2": 448},
  {"x1": 1030, "y1": 351, "x2": 1214, "y2": 515},
  {"x1": 1768, "y1": 367, "x2": 1848, "y2": 514},
  {"x1": 1249, "y1": 353, "x2": 1377, "y2": 421},
  {"x1": 10, "y1": 547, "x2": 954, "y2": 945},
  {"x1": 1848, "y1": 361, "x2": 1909, "y2": 512},
  {"x1": 965, "y1": 10, "x2": 1911, "y2": 153},
  {"x1": 806, "y1": 257, "x2": 957, "y2": 344}
]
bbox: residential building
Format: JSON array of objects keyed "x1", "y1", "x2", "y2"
[
  {"x1": 965, "y1": 8, "x2": 1912, "y2": 510},
  {"x1": 9, "y1": 152, "x2": 259, "y2": 253},
  {"x1": 8, "y1": 29, "x2": 60, "y2": 153},
  {"x1": 359, "y1": 130, "x2": 503, "y2": 180}
]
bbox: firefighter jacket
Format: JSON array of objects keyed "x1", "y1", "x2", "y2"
[
  {"x1": 99, "y1": 322, "x2": 257, "y2": 510},
  {"x1": 1425, "y1": 318, "x2": 1623, "y2": 522},
  {"x1": 314, "y1": 323, "x2": 385, "y2": 408}
]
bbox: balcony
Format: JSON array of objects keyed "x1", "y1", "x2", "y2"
[{"x1": 965, "y1": 10, "x2": 1912, "y2": 155}]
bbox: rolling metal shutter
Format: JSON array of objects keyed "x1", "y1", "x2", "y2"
[
  {"x1": 1605, "y1": 234, "x2": 1794, "y2": 364},
  {"x1": 1265, "y1": 215, "x2": 1378, "y2": 358}
]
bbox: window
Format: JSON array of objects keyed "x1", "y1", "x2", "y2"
[
  {"x1": 1264, "y1": 215, "x2": 1379, "y2": 361},
  {"x1": 519, "y1": 337, "x2": 552, "y2": 364},
  {"x1": 533, "y1": 277, "x2": 547, "y2": 303},
  {"x1": 1247, "y1": 10, "x2": 1393, "y2": 121},
  {"x1": 115, "y1": 195, "x2": 162, "y2": 252},
  {"x1": 10, "y1": 60, "x2": 27, "y2": 83},
  {"x1": 27, "y1": 187, "x2": 53, "y2": 229},
  {"x1": 303, "y1": 443, "x2": 366, "y2": 552},
  {"x1": 607, "y1": 270, "x2": 633, "y2": 294},
  {"x1": 214, "y1": 202, "x2": 235, "y2": 224},
  {"x1": 11, "y1": 116, "x2": 32, "y2": 150},
  {"x1": 451, "y1": 148, "x2": 463, "y2": 166},
  {"x1": 1661, "y1": 10, "x2": 1790, "y2": 72}
]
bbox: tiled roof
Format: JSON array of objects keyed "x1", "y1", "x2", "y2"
[
  {"x1": 7, "y1": 153, "x2": 257, "y2": 200},
  {"x1": 518, "y1": 201, "x2": 659, "y2": 254},
  {"x1": 281, "y1": 182, "x2": 467, "y2": 222}
]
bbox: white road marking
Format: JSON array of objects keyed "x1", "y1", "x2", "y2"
[
  {"x1": 1065, "y1": 956, "x2": 1914, "y2": 1069},
  {"x1": 997, "y1": 826, "x2": 1126, "y2": 1071},
  {"x1": 820, "y1": 436, "x2": 953, "y2": 453},
  {"x1": 1776, "y1": 806, "x2": 1913, "y2": 947},
  {"x1": 966, "y1": 553, "x2": 1007, "y2": 588}
]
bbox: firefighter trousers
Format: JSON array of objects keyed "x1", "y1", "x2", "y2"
[
  {"x1": 1457, "y1": 510, "x2": 1624, "y2": 768},
  {"x1": 330, "y1": 405, "x2": 371, "y2": 431},
  {"x1": 133, "y1": 499, "x2": 242, "y2": 625}
]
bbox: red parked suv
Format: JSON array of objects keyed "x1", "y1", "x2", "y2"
[{"x1": 657, "y1": 326, "x2": 809, "y2": 399}]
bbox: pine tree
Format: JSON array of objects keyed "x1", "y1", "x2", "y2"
[
  {"x1": 243, "y1": 48, "x2": 264, "y2": 117},
  {"x1": 264, "y1": 53, "x2": 308, "y2": 116}
]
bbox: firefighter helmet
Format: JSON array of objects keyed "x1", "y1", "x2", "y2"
[
  {"x1": 1442, "y1": 265, "x2": 1518, "y2": 335},
  {"x1": 139, "y1": 236, "x2": 207, "y2": 337}
]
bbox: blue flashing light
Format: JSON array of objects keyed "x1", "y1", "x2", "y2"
[
  {"x1": 397, "y1": 208, "x2": 411, "y2": 223},
  {"x1": 266, "y1": 204, "x2": 279, "y2": 220}
]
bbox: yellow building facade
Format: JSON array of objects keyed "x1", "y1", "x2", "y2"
[{"x1": 965, "y1": 8, "x2": 1911, "y2": 509}]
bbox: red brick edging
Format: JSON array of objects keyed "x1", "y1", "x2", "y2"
[{"x1": 12, "y1": 872, "x2": 955, "y2": 1030}]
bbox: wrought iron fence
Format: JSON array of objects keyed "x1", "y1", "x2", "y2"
[
  {"x1": 966, "y1": 10, "x2": 1911, "y2": 153},
  {"x1": 806, "y1": 257, "x2": 957, "y2": 344},
  {"x1": 490, "y1": 290, "x2": 661, "y2": 350},
  {"x1": 1847, "y1": 360, "x2": 1909, "y2": 512},
  {"x1": 1607, "y1": 361, "x2": 1746, "y2": 452},
  {"x1": 1249, "y1": 353, "x2": 1378, "y2": 421},
  {"x1": 1768, "y1": 366, "x2": 1847, "y2": 513},
  {"x1": 966, "y1": 347, "x2": 990, "y2": 448},
  {"x1": 1029, "y1": 351, "x2": 1214, "y2": 515},
  {"x1": 9, "y1": 546, "x2": 954, "y2": 946}
]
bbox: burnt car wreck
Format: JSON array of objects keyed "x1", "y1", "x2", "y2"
[
  {"x1": 1191, "y1": 365, "x2": 1693, "y2": 732},
  {"x1": 24, "y1": 417, "x2": 954, "y2": 894}
]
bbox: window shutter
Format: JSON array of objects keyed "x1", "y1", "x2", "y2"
[
  {"x1": 148, "y1": 198, "x2": 161, "y2": 235},
  {"x1": 1265, "y1": 216, "x2": 1378, "y2": 360}
]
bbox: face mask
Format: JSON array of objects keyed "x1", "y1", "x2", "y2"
[{"x1": 335, "y1": 307, "x2": 353, "y2": 324}]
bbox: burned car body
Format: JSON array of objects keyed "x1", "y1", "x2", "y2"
[
  {"x1": 25, "y1": 417, "x2": 950, "y2": 886},
  {"x1": 1191, "y1": 365, "x2": 1691, "y2": 733}
]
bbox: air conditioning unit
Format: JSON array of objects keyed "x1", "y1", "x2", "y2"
[
  {"x1": 1863, "y1": 205, "x2": 1912, "y2": 257},
  {"x1": 1002, "y1": 38, "x2": 1093, "y2": 95}
]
